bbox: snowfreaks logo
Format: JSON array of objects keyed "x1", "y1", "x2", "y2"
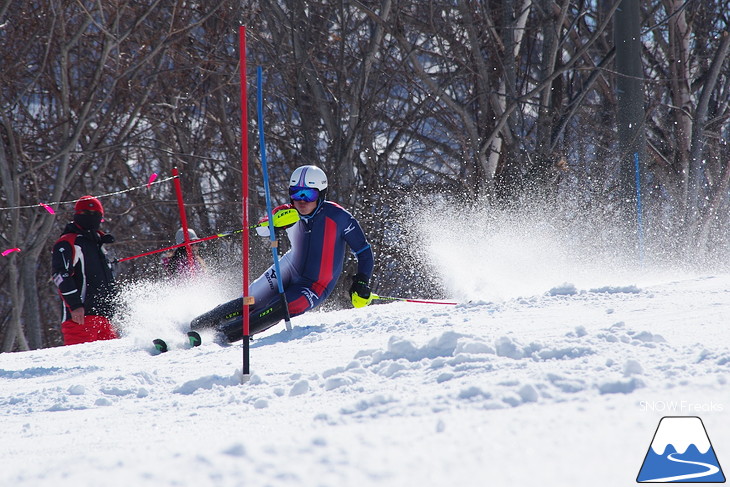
[{"x1": 637, "y1": 416, "x2": 726, "y2": 483}]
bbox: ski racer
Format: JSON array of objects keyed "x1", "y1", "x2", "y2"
[
  {"x1": 190, "y1": 165, "x2": 374, "y2": 341},
  {"x1": 162, "y1": 227, "x2": 208, "y2": 278},
  {"x1": 51, "y1": 195, "x2": 118, "y2": 345}
]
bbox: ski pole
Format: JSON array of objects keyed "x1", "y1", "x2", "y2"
[
  {"x1": 115, "y1": 233, "x2": 222, "y2": 263},
  {"x1": 258, "y1": 66, "x2": 292, "y2": 332},
  {"x1": 371, "y1": 293, "x2": 458, "y2": 305}
]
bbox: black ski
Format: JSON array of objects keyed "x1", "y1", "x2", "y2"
[{"x1": 153, "y1": 331, "x2": 202, "y2": 353}]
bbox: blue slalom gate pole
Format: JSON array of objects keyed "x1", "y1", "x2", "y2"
[
  {"x1": 257, "y1": 66, "x2": 292, "y2": 331},
  {"x1": 634, "y1": 152, "x2": 645, "y2": 264}
]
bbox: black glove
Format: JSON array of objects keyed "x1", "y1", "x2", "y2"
[
  {"x1": 100, "y1": 233, "x2": 115, "y2": 244},
  {"x1": 349, "y1": 273, "x2": 371, "y2": 299}
]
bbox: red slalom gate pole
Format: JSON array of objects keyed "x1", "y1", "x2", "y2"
[
  {"x1": 171, "y1": 167, "x2": 194, "y2": 269},
  {"x1": 240, "y1": 26, "x2": 252, "y2": 381}
]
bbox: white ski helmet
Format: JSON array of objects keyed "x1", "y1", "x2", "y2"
[
  {"x1": 175, "y1": 227, "x2": 198, "y2": 245},
  {"x1": 289, "y1": 165, "x2": 328, "y2": 191}
]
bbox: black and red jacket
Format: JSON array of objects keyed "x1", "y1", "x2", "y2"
[{"x1": 51, "y1": 222, "x2": 116, "y2": 321}]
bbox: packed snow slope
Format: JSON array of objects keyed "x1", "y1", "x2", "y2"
[
  {"x1": 2, "y1": 271, "x2": 730, "y2": 486},
  {"x1": 3, "y1": 203, "x2": 730, "y2": 486}
]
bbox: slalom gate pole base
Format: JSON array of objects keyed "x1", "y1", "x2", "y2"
[{"x1": 242, "y1": 335, "x2": 251, "y2": 380}]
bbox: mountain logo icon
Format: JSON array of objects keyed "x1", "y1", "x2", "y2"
[{"x1": 637, "y1": 416, "x2": 726, "y2": 483}]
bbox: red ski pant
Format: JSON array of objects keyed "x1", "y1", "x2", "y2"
[{"x1": 61, "y1": 315, "x2": 118, "y2": 345}]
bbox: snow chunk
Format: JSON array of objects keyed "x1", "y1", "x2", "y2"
[
  {"x1": 547, "y1": 283, "x2": 577, "y2": 296},
  {"x1": 47, "y1": 400, "x2": 88, "y2": 412},
  {"x1": 100, "y1": 386, "x2": 135, "y2": 396},
  {"x1": 597, "y1": 377, "x2": 645, "y2": 395},
  {"x1": 502, "y1": 393, "x2": 522, "y2": 407},
  {"x1": 535, "y1": 346, "x2": 594, "y2": 361},
  {"x1": 345, "y1": 360, "x2": 363, "y2": 370},
  {"x1": 547, "y1": 373, "x2": 586, "y2": 393},
  {"x1": 632, "y1": 331, "x2": 666, "y2": 343},
  {"x1": 289, "y1": 380, "x2": 310, "y2": 396},
  {"x1": 623, "y1": 359, "x2": 643, "y2": 377},
  {"x1": 372, "y1": 332, "x2": 466, "y2": 364},
  {"x1": 378, "y1": 361, "x2": 409, "y2": 378},
  {"x1": 458, "y1": 386, "x2": 491, "y2": 400},
  {"x1": 222, "y1": 443, "x2": 246, "y2": 457},
  {"x1": 2, "y1": 366, "x2": 69, "y2": 379},
  {"x1": 495, "y1": 336, "x2": 524, "y2": 359},
  {"x1": 589, "y1": 285, "x2": 641, "y2": 294},
  {"x1": 322, "y1": 366, "x2": 346, "y2": 379},
  {"x1": 173, "y1": 374, "x2": 239, "y2": 395},
  {"x1": 454, "y1": 339, "x2": 495, "y2": 355},
  {"x1": 574, "y1": 326, "x2": 588, "y2": 337},
  {"x1": 386, "y1": 337, "x2": 420, "y2": 361},
  {"x1": 324, "y1": 376, "x2": 352, "y2": 390},
  {"x1": 423, "y1": 332, "x2": 464, "y2": 358},
  {"x1": 717, "y1": 354, "x2": 730, "y2": 366},
  {"x1": 436, "y1": 372, "x2": 454, "y2": 383},
  {"x1": 341, "y1": 394, "x2": 396, "y2": 415},
  {"x1": 518, "y1": 384, "x2": 539, "y2": 403}
]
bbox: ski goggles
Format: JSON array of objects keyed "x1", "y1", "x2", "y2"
[{"x1": 289, "y1": 186, "x2": 319, "y2": 202}]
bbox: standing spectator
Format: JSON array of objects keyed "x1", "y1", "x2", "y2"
[{"x1": 51, "y1": 195, "x2": 118, "y2": 345}]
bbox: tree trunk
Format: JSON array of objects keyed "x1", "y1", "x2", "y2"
[
  {"x1": 22, "y1": 252, "x2": 43, "y2": 349},
  {"x1": 688, "y1": 31, "x2": 730, "y2": 250},
  {"x1": 2, "y1": 256, "x2": 29, "y2": 352},
  {"x1": 614, "y1": 0, "x2": 647, "y2": 238}
]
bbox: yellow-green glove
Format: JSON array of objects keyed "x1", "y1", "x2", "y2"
[
  {"x1": 255, "y1": 206, "x2": 300, "y2": 236},
  {"x1": 349, "y1": 273, "x2": 373, "y2": 308}
]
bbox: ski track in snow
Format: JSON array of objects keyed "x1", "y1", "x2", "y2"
[{"x1": 1, "y1": 275, "x2": 729, "y2": 486}]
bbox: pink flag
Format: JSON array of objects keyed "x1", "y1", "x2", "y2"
[
  {"x1": 39, "y1": 202, "x2": 55, "y2": 214},
  {"x1": 2, "y1": 248, "x2": 21, "y2": 256},
  {"x1": 147, "y1": 173, "x2": 158, "y2": 188}
]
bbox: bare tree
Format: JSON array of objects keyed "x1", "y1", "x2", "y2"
[
  {"x1": 643, "y1": 1, "x2": 730, "y2": 254},
  {"x1": 0, "y1": 1, "x2": 238, "y2": 351},
  {"x1": 3, "y1": 0, "x2": 730, "y2": 350}
]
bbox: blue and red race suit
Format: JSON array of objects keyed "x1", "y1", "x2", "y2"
[
  {"x1": 191, "y1": 200, "x2": 373, "y2": 340},
  {"x1": 250, "y1": 201, "x2": 373, "y2": 316}
]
